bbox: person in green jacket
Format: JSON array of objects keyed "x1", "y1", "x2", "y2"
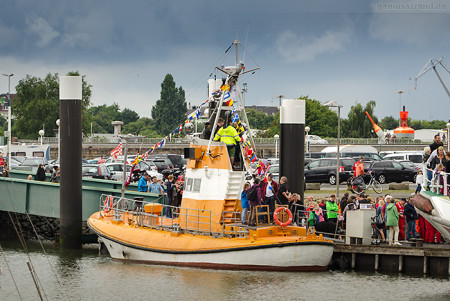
[
  {"x1": 326, "y1": 194, "x2": 339, "y2": 224},
  {"x1": 214, "y1": 118, "x2": 241, "y2": 166},
  {"x1": 386, "y1": 196, "x2": 401, "y2": 246}
]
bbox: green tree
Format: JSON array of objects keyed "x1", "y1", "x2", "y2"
[
  {"x1": 87, "y1": 104, "x2": 140, "y2": 134},
  {"x1": 343, "y1": 101, "x2": 378, "y2": 138},
  {"x1": 246, "y1": 109, "x2": 273, "y2": 130},
  {"x1": 380, "y1": 116, "x2": 398, "y2": 130},
  {"x1": 151, "y1": 74, "x2": 187, "y2": 135},
  {"x1": 119, "y1": 108, "x2": 139, "y2": 125},
  {"x1": 264, "y1": 96, "x2": 338, "y2": 138},
  {"x1": 122, "y1": 117, "x2": 159, "y2": 137},
  {"x1": 88, "y1": 103, "x2": 121, "y2": 133},
  {"x1": 12, "y1": 72, "x2": 92, "y2": 139},
  {"x1": 304, "y1": 97, "x2": 338, "y2": 138}
]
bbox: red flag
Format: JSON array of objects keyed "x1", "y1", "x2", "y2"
[{"x1": 110, "y1": 142, "x2": 122, "y2": 159}]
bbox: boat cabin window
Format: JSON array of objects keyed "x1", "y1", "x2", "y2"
[
  {"x1": 184, "y1": 178, "x2": 202, "y2": 193},
  {"x1": 14, "y1": 152, "x2": 26, "y2": 156},
  {"x1": 186, "y1": 178, "x2": 193, "y2": 191},
  {"x1": 33, "y1": 151, "x2": 44, "y2": 157},
  {"x1": 193, "y1": 179, "x2": 201, "y2": 193}
]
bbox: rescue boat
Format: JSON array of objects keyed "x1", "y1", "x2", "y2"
[{"x1": 88, "y1": 42, "x2": 334, "y2": 271}]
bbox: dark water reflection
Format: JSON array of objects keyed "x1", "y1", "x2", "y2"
[{"x1": 0, "y1": 241, "x2": 449, "y2": 301}]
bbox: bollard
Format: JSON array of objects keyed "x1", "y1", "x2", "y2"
[
  {"x1": 280, "y1": 99, "x2": 305, "y2": 201},
  {"x1": 59, "y1": 76, "x2": 82, "y2": 249}
]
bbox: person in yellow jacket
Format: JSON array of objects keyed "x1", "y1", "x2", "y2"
[{"x1": 214, "y1": 118, "x2": 241, "y2": 165}]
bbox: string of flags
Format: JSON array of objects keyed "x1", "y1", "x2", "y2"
[{"x1": 110, "y1": 83, "x2": 266, "y2": 186}]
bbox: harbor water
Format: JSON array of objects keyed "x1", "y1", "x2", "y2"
[{"x1": 0, "y1": 241, "x2": 449, "y2": 301}]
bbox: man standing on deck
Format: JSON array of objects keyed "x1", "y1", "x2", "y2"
[
  {"x1": 148, "y1": 176, "x2": 164, "y2": 195},
  {"x1": 138, "y1": 172, "x2": 150, "y2": 192},
  {"x1": 214, "y1": 118, "x2": 241, "y2": 166},
  {"x1": 277, "y1": 176, "x2": 291, "y2": 206},
  {"x1": 165, "y1": 174, "x2": 175, "y2": 217},
  {"x1": 202, "y1": 122, "x2": 212, "y2": 140},
  {"x1": 261, "y1": 173, "x2": 279, "y2": 223}
]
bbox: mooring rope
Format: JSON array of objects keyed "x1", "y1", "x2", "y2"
[
  {"x1": 0, "y1": 244, "x2": 24, "y2": 301},
  {"x1": 5, "y1": 178, "x2": 68, "y2": 300}
]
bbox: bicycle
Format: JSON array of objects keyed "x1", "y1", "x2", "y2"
[
  {"x1": 370, "y1": 216, "x2": 383, "y2": 245},
  {"x1": 349, "y1": 170, "x2": 382, "y2": 194}
]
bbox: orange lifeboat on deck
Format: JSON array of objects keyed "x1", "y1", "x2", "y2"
[{"x1": 393, "y1": 106, "x2": 414, "y2": 139}]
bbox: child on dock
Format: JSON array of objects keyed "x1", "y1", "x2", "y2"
[{"x1": 415, "y1": 170, "x2": 423, "y2": 194}]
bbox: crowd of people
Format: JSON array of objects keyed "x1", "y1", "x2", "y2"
[
  {"x1": 240, "y1": 176, "x2": 444, "y2": 245},
  {"x1": 137, "y1": 171, "x2": 185, "y2": 216},
  {"x1": 424, "y1": 134, "x2": 450, "y2": 193}
]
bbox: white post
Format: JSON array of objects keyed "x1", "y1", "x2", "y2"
[
  {"x1": 274, "y1": 134, "x2": 279, "y2": 158},
  {"x1": 305, "y1": 126, "x2": 310, "y2": 153},
  {"x1": 39, "y1": 129, "x2": 45, "y2": 145},
  {"x1": 3, "y1": 73, "x2": 13, "y2": 172}
]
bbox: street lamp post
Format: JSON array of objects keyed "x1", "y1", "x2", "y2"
[
  {"x1": 3, "y1": 73, "x2": 13, "y2": 172},
  {"x1": 39, "y1": 130, "x2": 45, "y2": 145},
  {"x1": 397, "y1": 90, "x2": 403, "y2": 127},
  {"x1": 447, "y1": 122, "x2": 450, "y2": 152},
  {"x1": 324, "y1": 101, "x2": 343, "y2": 200},
  {"x1": 56, "y1": 119, "x2": 60, "y2": 161},
  {"x1": 274, "y1": 134, "x2": 279, "y2": 158},
  {"x1": 305, "y1": 126, "x2": 310, "y2": 153}
]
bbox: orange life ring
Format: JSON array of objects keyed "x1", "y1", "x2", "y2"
[
  {"x1": 103, "y1": 195, "x2": 114, "y2": 213},
  {"x1": 273, "y1": 207, "x2": 293, "y2": 227}
]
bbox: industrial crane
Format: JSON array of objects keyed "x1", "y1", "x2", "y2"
[{"x1": 414, "y1": 57, "x2": 450, "y2": 100}]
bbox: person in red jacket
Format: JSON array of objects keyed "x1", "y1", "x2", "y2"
[
  {"x1": 261, "y1": 173, "x2": 279, "y2": 223},
  {"x1": 396, "y1": 198, "x2": 406, "y2": 241},
  {"x1": 424, "y1": 220, "x2": 442, "y2": 243}
]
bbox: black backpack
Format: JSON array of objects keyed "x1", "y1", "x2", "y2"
[{"x1": 246, "y1": 186, "x2": 257, "y2": 202}]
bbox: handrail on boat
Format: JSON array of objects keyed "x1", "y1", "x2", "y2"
[{"x1": 99, "y1": 194, "x2": 249, "y2": 238}]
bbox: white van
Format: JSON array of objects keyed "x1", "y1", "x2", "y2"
[{"x1": 383, "y1": 152, "x2": 424, "y2": 169}]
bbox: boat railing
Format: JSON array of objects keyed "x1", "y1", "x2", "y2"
[
  {"x1": 427, "y1": 171, "x2": 450, "y2": 196},
  {"x1": 99, "y1": 194, "x2": 250, "y2": 238},
  {"x1": 290, "y1": 205, "x2": 345, "y2": 240}
]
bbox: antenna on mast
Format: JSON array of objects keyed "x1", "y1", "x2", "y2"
[{"x1": 243, "y1": 24, "x2": 250, "y2": 64}]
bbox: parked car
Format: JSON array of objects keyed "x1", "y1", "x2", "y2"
[
  {"x1": 148, "y1": 157, "x2": 177, "y2": 179},
  {"x1": 266, "y1": 164, "x2": 279, "y2": 183},
  {"x1": 304, "y1": 158, "x2": 355, "y2": 185},
  {"x1": 19, "y1": 157, "x2": 51, "y2": 173},
  {"x1": 165, "y1": 154, "x2": 185, "y2": 171},
  {"x1": 305, "y1": 135, "x2": 328, "y2": 144},
  {"x1": 383, "y1": 152, "x2": 424, "y2": 170},
  {"x1": 82, "y1": 164, "x2": 112, "y2": 180},
  {"x1": 305, "y1": 152, "x2": 325, "y2": 159},
  {"x1": 325, "y1": 152, "x2": 384, "y2": 161},
  {"x1": 366, "y1": 159, "x2": 418, "y2": 184},
  {"x1": 105, "y1": 163, "x2": 132, "y2": 182}
]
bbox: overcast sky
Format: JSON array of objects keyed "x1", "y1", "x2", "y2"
[{"x1": 1, "y1": 0, "x2": 450, "y2": 124}]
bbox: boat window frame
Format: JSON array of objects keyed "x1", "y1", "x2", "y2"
[{"x1": 193, "y1": 178, "x2": 201, "y2": 193}]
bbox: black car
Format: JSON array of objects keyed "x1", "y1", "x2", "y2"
[
  {"x1": 305, "y1": 158, "x2": 355, "y2": 184},
  {"x1": 82, "y1": 164, "x2": 112, "y2": 180},
  {"x1": 148, "y1": 157, "x2": 178, "y2": 179},
  {"x1": 367, "y1": 159, "x2": 418, "y2": 184}
]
